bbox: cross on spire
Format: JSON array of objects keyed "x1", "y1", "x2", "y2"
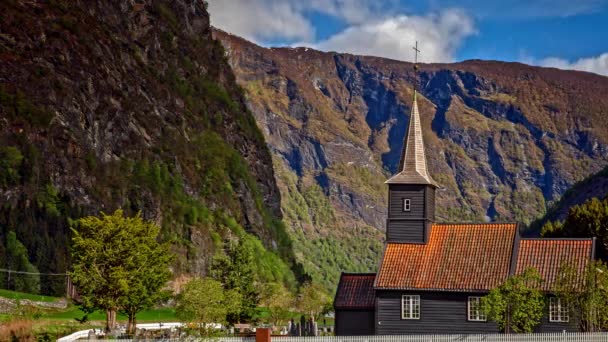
[
  {"x1": 412, "y1": 41, "x2": 420, "y2": 92},
  {"x1": 413, "y1": 41, "x2": 420, "y2": 65}
]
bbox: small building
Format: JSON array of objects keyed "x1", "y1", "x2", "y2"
[
  {"x1": 334, "y1": 273, "x2": 376, "y2": 336},
  {"x1": 334, "y1": 90, "x2": 595, "y2": 335}
]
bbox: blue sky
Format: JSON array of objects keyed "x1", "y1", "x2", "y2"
[{"x1": 207, "y1": 0, "x2": 608, "y2": 75}]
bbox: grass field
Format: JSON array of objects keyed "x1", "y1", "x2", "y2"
[
  {"x1": 40, "y1": 307, "x2": 177, "y2": 322},
  {"x1": 0, "y1": 289, "x2": 61, "y2": 303}
]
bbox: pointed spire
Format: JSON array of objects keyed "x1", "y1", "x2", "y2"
[{"x1": 385, "y1": 90, "x2": 438, "y2": 187}]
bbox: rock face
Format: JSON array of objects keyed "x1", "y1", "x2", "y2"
[
  {"x1": 532, "y1": 165, "x2": 608, "y2": 232},
  {"x1": 215, "y1": 30, "x2": 608, "y2": 288},
  {"x1": 0, "y1": 0, "x2": 297, "y2": 295}
]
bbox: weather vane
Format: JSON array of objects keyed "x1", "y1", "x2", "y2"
[{"x1": 413, "y1": 41, "x2": 420, "y2": 92}]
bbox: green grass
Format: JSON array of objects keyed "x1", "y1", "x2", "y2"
[
  {"x1": 0, "y1": 289, "x2": 60, "y2": 303},
  {"x1": 41, "y1": 307, "x2": 177, "y2": 322}
]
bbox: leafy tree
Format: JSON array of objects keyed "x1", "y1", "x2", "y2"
[
  {"x1": 542, "y1": 197, "x2": 608, "y2": 257},
  {"x1": 554, "y1": 260, "x2": 608, "y2": 332},
  {"x1": 297, "y1": 282, "x2": 330, "y2": 322},
  {"x1": 70, "y1": 209, "x2": 173, "y2": 332},
  {"x1": 259, "y1": 282, "x2": 294, "y2": 326},
  {"x1": 118, "y1": 224, "x2": 173, "y2": 335},
  {"x1": 482, "y1": 268, "x2": 545, "y2": 333},
  {"x1": 175, "y1": 277, "x2": 241, "y2": 335},
  {"x1": 4, "y1": 231, "x2": 40, "y2": 294},
  {"x1": 210, "y1": 238, "x2": 258, "y2": 323}
]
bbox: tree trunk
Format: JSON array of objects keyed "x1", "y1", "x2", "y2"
[
  {"x1": 127, "y1": 312, "x2": 137, "y2": 336},
  {"x1": 106, "y1": 308, "x2": 117, "y2": 332}
]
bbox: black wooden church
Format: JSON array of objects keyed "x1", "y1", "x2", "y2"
[{"x1": 333, "y1": 88, "x2": 595, "y2": 335}]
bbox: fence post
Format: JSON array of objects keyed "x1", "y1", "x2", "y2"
[{"x1": 256, "y1": 328, "x2": 271, "y2": 342}]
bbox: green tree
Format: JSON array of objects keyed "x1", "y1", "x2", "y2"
[
  {"x1": 259, "y1": 282, "x2": 294, "y2": 326},
  {"x1": 70, "y1": 209, "x2": 173, "y2": 332},
  {"x1": 482, "y1": 268, "x2": 546, "y2": 333},
  {"x1": 542, "y1": 197, "x2": 608, "y2": 255},
  {"x1": 176, "y1": 277, "x2": 241, "y2": 335},
  {"x1": 210, "y1": 238, "x2": 258, "y2": 323},
  {"x1": 118, "y1": 224, "x2": 173, "y2": 335},
  {"x1": 554, "y1": 260, "x2": 608, "y2": 332},
  {"x1": 4, "y1": 231, "x2": 40, "y2": 294},
  {"x1": 297, "y1": 282, "x2": 330, "y2": 323}
]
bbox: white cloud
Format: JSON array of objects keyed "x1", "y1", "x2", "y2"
[
  {"x1": 537, "y1": 53, "x2": 608, "y2": 76},
  {"x1": 311, "y1": 10, "x2": 476, "y2": 63},
  {"x1": 207, "y1": 0, "x2": 315, "y2": 43},
  {"x1": 206, "y1": 0, "x2": 384, "y2": 43},
  {"x1": 207, "y1": 1, "x2": 475, "y2": 63}
]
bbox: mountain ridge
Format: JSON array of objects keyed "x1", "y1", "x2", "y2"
[{"x1": 214, "y1": 28, "x2": 608, "y2": 289}]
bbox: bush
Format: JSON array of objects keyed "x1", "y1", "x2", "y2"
[{"x1": 0, "y1": 320, "x2": 35, "y2": 342}]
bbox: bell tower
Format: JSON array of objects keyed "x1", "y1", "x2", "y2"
[{"x1": 385, "y1": 41, "x2": 438, "y2": 243}]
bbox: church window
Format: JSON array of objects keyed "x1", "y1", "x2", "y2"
[
  {"x1": 467, "y1": 297, "x2": 487, "y2": 321},
  {"x1": 402, "y1": 295, "x2": 420, "y2": 319},
  {"x1": 403, "y1": 199, "x2": 411, "y2": 212},
  {"x1": 549, "y1": 297, "x2": 569, "y2": 322}
]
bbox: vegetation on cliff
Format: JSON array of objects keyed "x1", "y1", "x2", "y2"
[
  {"x1": 216, "y1": 29, "x2": 608, "y2": 289},
  {"x1": 0, "y1": 0, "x2": 301, "y2": 296}
]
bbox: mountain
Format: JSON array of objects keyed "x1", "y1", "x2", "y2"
[
  {"x1": 214, "y1": 29, "x2": 608, "y2": 289},
  {"x1": 531, "y1": 164, "x2": 608, "y2": 232},
  {"x1": 0, "y1": 0, "x2": 301, "y2": 295}
]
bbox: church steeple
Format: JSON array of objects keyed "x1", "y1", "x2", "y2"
[
  {"x1": 384, "y1": 41, "x2": 437, "y2": 244},
  {"x1": 385, "y1": 90, "x2": 438, "y2": 187}
]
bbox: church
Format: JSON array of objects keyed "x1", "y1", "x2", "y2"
[{"x1": 333, "y1": 87, "x2": 595, "y2": 335}]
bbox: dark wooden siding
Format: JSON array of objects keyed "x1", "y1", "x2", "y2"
[
  {"x1": 387, "y1": 219, "x2": 425, "y2": 242},
  {"x1": 335, "y1": 309, "x2": 375, "y2": 336},
  {"x1": 387, "y1": 184, "x2": 431, "y2": 243},
  {"x1": 534, "y1": 298, "x2": 579, "y2": 333},
  {"x1": 375, "y1": 291, "x2": 499, "y2": 335},
  {"x1": 425, "y1": 187, "x2": 435, "y2": 221},
  {"x1": 376, "y1": 291, "x2": 580, "y2": 334},
  {"x1": 388, "y1": 185, "x2": 425, "y2": 218}
]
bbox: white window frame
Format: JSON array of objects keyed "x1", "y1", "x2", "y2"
[
  {"x1": 467, "y1": 296, "x2": 487, "y2": 322},
  {"x1": 549, "y1": 297, "x2": 569, "y2": 323},
  {"x1": 403, "y1": 198, "x2": 411, "y2": 212},
  {"x1": 401, "y1": 295, "x2": 420, "y2": 319}
]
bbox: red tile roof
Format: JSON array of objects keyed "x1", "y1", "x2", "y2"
[
  {"x1": 515, "y1": 239, "x2": 594, "y2": 291},
  {"x1": 375, "y1": 223, "x2": 517, "y2": 291},
  {"x1": 334, "y1": 273, "x2": 376, "y2": 309}
]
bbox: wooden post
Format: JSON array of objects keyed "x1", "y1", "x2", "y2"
[{"x1": 256, "y1": 328, "x2": 271, "y2": 342}]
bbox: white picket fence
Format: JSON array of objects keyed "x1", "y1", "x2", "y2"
[
  {"x1": 83, "y1": 333, "x2": 608, "y2": 342},
  {"x1": 273, "y1": 334, "x2": 608, "y2": 342}
]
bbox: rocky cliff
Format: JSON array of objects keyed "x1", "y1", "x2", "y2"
[
  {"x1": 215, "y1": 30, "x2": 608, "y2": 289},
  {"x1": 531, "y1": 165, "x2": 608, "y2": 233},
  {"x1": 0, "y1": 0, "x2": 299, "y2": 295}
]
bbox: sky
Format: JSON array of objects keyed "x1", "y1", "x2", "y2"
[{"x1": 207, "y1": 0, "x2": 608, "y2": 76}]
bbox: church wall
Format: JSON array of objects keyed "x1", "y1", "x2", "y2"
[
  {"x1": 388, "y1": 185, "x2": 425, "y2": 218},
  {"x1": 425, "y1": 187, "x2": 435, "y2": 221},
  {"x1": 335, "y1": 309, "x2": 376, "y2": 336},
  {"x1": 375, "y1": 291, "x2": 580, "y2": 335},
  {"x1": 386, "y1": 219, "x2": 426, "y2": 242},
  {"x1": 375, "y1": 290, "x2": 499, "y2": 335},
  {"x1": 387, "y1": 184, "x2": 429, "y2": 243}
]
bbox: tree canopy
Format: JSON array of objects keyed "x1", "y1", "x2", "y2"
[
  {"x1": 259, "y1": 282, "x2": 294, "y2": 326},
  {"x1": 69, "y1": 209, "x2": 173, "y2": 333},
  {"x1": 555, "y1": 260, "x2": 608, "y2": 332},
  {"x1": 4, "y1": 231, "x2": 39, "y2": 294},
  {"x1": 542, "y1": 197, "x2": 608, "y2": 257},
  {"x1": 175, "y1": 277, "x2": 242, "y2": 335},
  {"x1": 482, "y1": 268, "x2": 545, "y2": 333},
  {"x1": 297, "y1": 282, "x2": 331, "y2": 322},
  {"x1": 210, "y1": 238, "x2": 258, "y2": 323}
]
